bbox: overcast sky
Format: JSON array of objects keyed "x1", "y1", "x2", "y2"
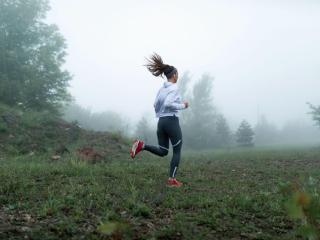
[{"x1": 47, "y1": 0, "x2": 320, "y2": 128}]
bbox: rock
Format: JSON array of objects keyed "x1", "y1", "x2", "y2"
[{"x1": 51, "y1": 155, "x2": 61, "y2": 161}]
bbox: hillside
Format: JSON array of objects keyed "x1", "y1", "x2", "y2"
[{"x1": 0, "y1": 104, "x2": 130, "y2": 161}]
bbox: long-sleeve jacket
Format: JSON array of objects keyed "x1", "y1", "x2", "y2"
[{"x1": 154, "y1": 82, "x2": 186, "y2": 118}]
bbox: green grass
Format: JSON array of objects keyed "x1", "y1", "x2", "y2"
[{"x1": 1, "y1": 147, "x2": 320, "y2": 239}]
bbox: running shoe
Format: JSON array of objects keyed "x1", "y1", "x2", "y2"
[
  {"x1": 167, "y1": 178, "x2": 183, "y2": 187},
  {"x1": 130, "y1": 140, "x2": 144, "y2": 159}
]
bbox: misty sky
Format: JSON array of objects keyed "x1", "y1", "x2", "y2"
[{"x1": 47, "y1": 0, "x2": 320, "y2": 128}]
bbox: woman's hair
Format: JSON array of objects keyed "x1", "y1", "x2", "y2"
[{"x1": 145, "y1": 53, "x2": 177, "y2": 79}]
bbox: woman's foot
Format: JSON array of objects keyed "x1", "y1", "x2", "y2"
[
  {"x1": 130, "y1": 140, "x2": 145, "y2": 159},
  {"x1": 167, "y1": 178, "x2": 183, "y2": 187}
]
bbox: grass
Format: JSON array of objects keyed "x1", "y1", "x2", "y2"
[{"x1": 1, "y1": 146, "x2": 320, "y2": 239}]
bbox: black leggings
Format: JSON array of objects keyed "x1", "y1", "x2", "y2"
[{"x1": 144, "y1": 116, "x2": 182, "y2": 178}]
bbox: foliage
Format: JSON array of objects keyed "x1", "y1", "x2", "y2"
[
  {"x1": 281, "y1": 177, "x2": 320, "y2": 239},
  {"x1": 236, "y1": 120, "x2": 255, "y2": 147},
  {"x1": 0, "y1": 103, "x2": 130, "y2": 156},
  {"x1": 307, "y1": 103, "x2": 320, "y2": 128},
  {"x1": 0, "y1": 0, "x2": 71, "y2": 113},
  {"x1": 177, "y1": 72, "x2": 234, "y2": 149},
  {"x1": 189, "y1": 74, "x2": 216, "y2": 148},
  {"x1": 0, "y1": 104, "x2": 79, "y2": 154},
  {"x1": 97, "y1": 221, "x2": 131, "y2": 238},
  {"x1": 179, "y1": 73, "x2": 220, "y2": 149},
  {"x1": 176, "y1": 74, "x2": 320, "y2": 149}
]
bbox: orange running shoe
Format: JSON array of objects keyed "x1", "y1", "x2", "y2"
[
  {"x1": 130, "y1": 140, "x2": 145, "y2": 159},
  {"x1": 167, "y1": 178, "x2": 183, "y2": 187}
]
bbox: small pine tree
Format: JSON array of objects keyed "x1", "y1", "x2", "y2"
[{"x1": 236, "y1": 120, "x2": 255, "y2": 147}]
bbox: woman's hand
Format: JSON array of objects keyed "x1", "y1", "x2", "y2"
[{"x1": 184, "y1": 101, "x2": 189, "y2": 108}]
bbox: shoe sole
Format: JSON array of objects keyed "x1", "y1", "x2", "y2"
[
  {"x1": 167, "y1": 181, "x2": 183, "y2": 188},
  {"x1": 167, "y1": 184, "x2": 183, "y2": 188},
  {"x1": 130, "y1": 140, "x2": 139, "y2": 158}
]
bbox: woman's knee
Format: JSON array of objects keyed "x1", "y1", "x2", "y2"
[
  {"x1": 172, "y1": 139, "x2": 182, "y2": 152},
  {"x1": 160, "y1": 149, "x2": 169, "y2": 156}
]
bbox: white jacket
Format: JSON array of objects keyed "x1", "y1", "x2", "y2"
[{"x1": 154, "y1": 82, "x2": 186, "y2": 118}]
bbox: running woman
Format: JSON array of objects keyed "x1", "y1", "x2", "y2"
[{"x1": 130, "y1": 53, "x2": 189, "y2": 187}]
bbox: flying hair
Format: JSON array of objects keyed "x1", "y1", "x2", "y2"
[{"x1": 145, "y1": 53, "x2": 176, "y2": 79}]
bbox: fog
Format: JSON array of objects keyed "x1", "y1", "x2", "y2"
[{"x1": 47, "y1": 0, "x2": 320, "y2": 130}]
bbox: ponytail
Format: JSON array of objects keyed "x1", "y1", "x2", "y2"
[{"x1": 145, "y1": 53, "x2": 177, "y2": 79}]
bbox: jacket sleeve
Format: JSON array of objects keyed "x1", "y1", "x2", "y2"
[
  {"x1": 153, "y1": 90, "x2": 161, "y2": 112},
  {"x1": 164, "y1": 90, "x2": 185, "y2": 110}
]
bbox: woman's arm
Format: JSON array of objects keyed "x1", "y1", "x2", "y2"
[{"x1": 164, "y1": 91, "x2": 187, "y2": 110}]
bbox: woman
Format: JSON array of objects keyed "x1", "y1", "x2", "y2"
[{"x1": 130, "y1": 53, "x2": 189, "y2": 187}]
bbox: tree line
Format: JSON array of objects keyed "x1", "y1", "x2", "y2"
[
  {"x1": 1, "y1": 0, "x2": 320, "y2": 149},
  {"x1": 134, "y1": 73, "x2": 255, "y2": 148},
  {"x1": 134, "y1": 73, "x2": 320, "y2": 149}
]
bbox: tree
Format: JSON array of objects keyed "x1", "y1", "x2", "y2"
[
  {"x1": 187, "y1": 74, "x2": 217, "y2": 148},
  {"x1": 308, "y1": 103, "x2": 320, "y2": 128},
  {"x1": 0, "y1": 0, "x2": 71, "y2": 113},
  {"x1": 215, "y1": 114, "x2": 231, "y2": 147},
  {"x1": 236, "y1": 120, "x2": 255, "y2": 147}
]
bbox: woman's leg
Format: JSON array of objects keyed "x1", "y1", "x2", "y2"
[
  {"x1": 144, "y1": 119, "x2": 169, "y2": 157},
  {"x1": 166, "y1": 117, "x2": 183, "y2": 178}
]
